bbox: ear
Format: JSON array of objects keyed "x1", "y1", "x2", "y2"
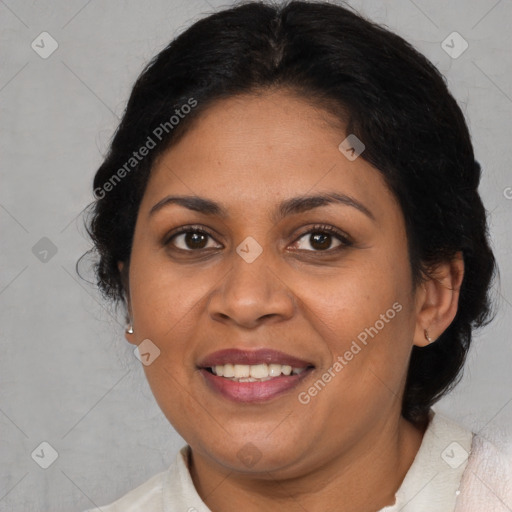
[
  {"x1": 118, "y1": 261, "x2": 137, "y2": 345},
  {"x1": 413, "y1": 252, "x2": 464, "y2": 347}
]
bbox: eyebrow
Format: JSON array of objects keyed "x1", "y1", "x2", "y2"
[{"x1": 149, "y1": 192, "x2": 375, "y2": 222}]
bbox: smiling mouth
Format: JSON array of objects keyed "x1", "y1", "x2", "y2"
[
  {"x1": 204, "y1": 363, "x2": 314, "y2": 382},
  {"x1": 197, "y1": 348, "x2": 316, "y2": 401}
]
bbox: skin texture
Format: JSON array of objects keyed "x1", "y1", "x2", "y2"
[{"x1": 118, "y1": 88, "x2": 464, "y2": 512}]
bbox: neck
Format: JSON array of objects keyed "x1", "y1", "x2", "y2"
[{"x1": 189, "y1": 414, "x2": 428, "y2": 512}]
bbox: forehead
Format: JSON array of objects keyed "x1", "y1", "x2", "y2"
[{"x1": 140, "y1": 90, "x2": 399, "y2": 223}]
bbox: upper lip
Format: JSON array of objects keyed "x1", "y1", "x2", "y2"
[{"x1": 198, "y1": 349, "x2": 315, "y2": 368}]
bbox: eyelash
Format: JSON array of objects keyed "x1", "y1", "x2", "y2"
[{"x1": 163, "y1": 223, "x2": 353, "y2": 254}]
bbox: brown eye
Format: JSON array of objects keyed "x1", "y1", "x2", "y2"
[
  {"x1": 167, "y1": 228, "x2": 221, "y2": 251},
  {"x1": 290, "y1": 225, "x2": 352, "y2": 252},
  {"x1": 293, "y1": 232, "x2": 341, "y2": 251}
]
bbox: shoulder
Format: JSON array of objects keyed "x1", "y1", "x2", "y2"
[
  {"x1": 82, "y1": 467, "x2": 168, "y2": 512},
  {"x1": 456, "y1": 422, "x2": 512, "y2": 512},
  {"x1": 81, "y1": 445, "x2": 202, "y2": 512}
]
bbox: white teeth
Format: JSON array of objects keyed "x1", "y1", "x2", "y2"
[
  {"x1": 237, "y1": 377, "x2": 273, "y2": 382},
  {"x1": 281, "y1": 365, "x2": 292, "y2": 376},
  {"x1": 222, "y1": 364, "x2": 235, "y2": 378},
  {"x1": 210, "y1": 363, "x2": 309, "y2": 379},
  {"x1": 234, "y1": 364, "x2": 250, "y2": 378},
  {"x1": 268, "y1": 364, "x2": 282, "y2": 377},
  {"x1": 249, "y1": 363, "x2": 268, "y2": 378}
]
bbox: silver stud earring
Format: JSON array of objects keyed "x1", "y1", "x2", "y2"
[
  {"x1": 424, "y1": 329, "x2": 434, "y2": 344},
  {"x1": 126, "y1": 322, "x2": 133, "y2": 334}
]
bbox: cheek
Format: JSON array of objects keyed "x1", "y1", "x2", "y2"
[
  {"x1": 292, "y1": 248, "x2": 414, "y2": 390},
  {"x1": 293, "y1": 254, "x2": 409, "y2": 341},
  {"x1": 128, "y1": 243, "x2": 213, "y2": 336},
  {"x1": 294, "y1": 280, "x2": 413, "y2": 436},
  {"x1": 127, "y1": 247, "x2": 211, "y2": 409}
]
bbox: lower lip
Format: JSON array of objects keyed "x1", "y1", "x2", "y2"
[{"x1": 200, "y1": 368, "x2": 314, "y2": 403}]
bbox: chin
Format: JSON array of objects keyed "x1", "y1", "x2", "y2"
[{"x1": 205, "y1": 437, "x2": 305, "y2": 475}]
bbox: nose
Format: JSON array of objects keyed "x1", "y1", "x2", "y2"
[{"x1": 207, "y1": 250, "x2": 296, "y2": 329}]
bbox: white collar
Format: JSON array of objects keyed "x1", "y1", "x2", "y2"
[{"x1": 164, "y1": 408, "x2": 473, "y2": 512}]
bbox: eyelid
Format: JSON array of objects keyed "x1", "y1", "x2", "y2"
[
  {"x1": 164, "y1": 223, "x2": 353, "y2": 253},
  {"x1": 163, "y1": 224, "x2": 222, "y2": 247},
  {"x1": 292, "y1": 223, "x2": 353, "y2": 246}
]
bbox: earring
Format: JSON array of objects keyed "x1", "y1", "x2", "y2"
[
  {"x1": 424, "y1": 329, "x2": 434, "y2": 344},
  {"x1": 126, "y1": 323, "x2": 133, "y2": 334}
]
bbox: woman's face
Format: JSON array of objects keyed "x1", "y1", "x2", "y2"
[{"x1": 122, "y1": 89, "x2": 425, "y2": 477}]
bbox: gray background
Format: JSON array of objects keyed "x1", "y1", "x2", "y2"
[{"x1": 1, "y1": 0, "x2": 511, "y2": 510}]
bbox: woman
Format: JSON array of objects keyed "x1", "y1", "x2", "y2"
[{"x1": 82, "y1": 1, "x2": 511, "y2": 510}]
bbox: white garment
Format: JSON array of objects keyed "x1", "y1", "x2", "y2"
[{"x1": 84, "y1": 409, "x2": 512, "y2": 512}]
